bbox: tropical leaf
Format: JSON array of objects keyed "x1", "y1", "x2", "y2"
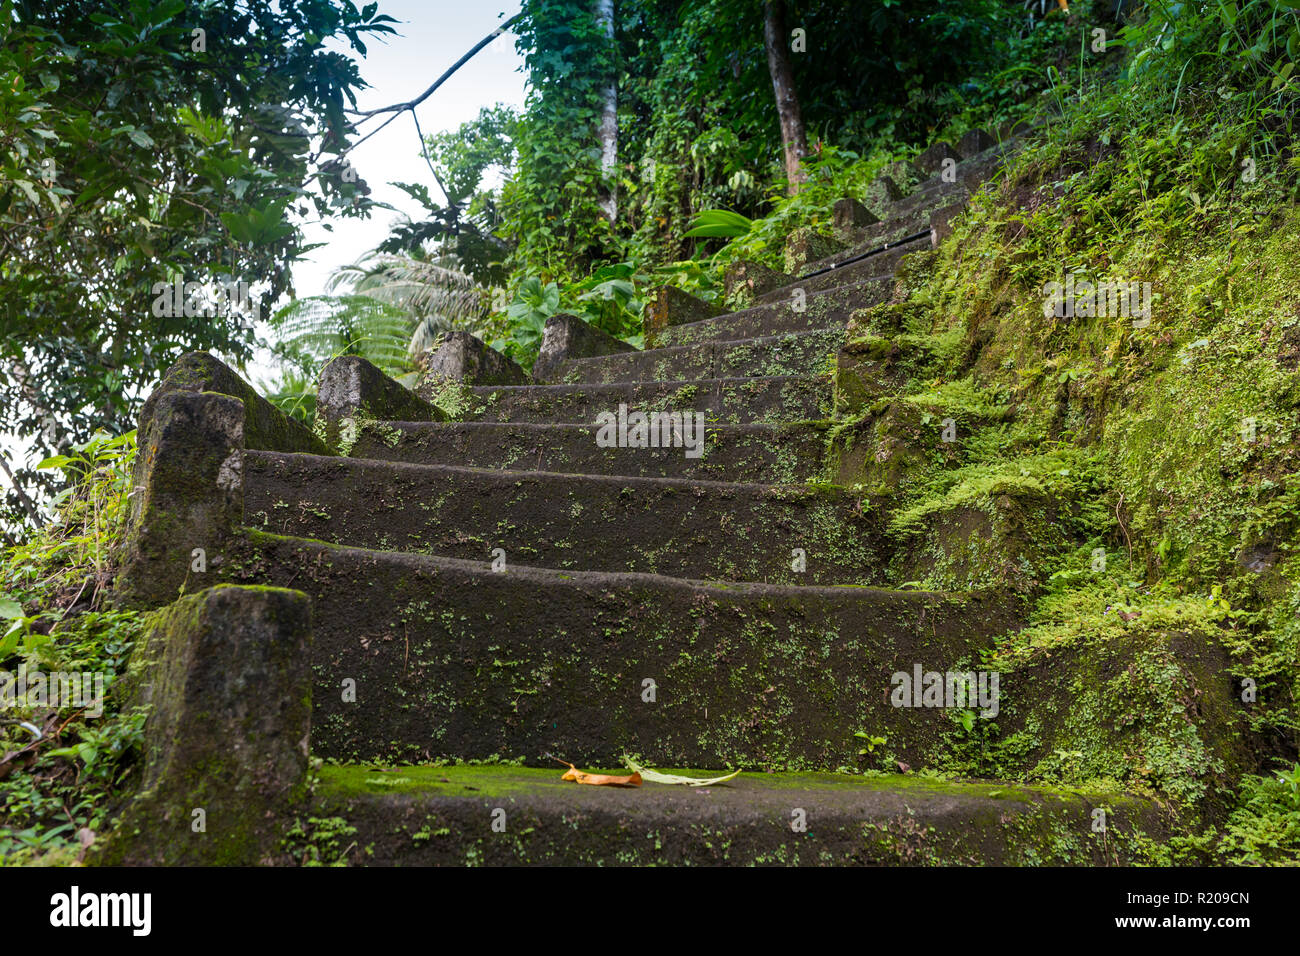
[
  {"x1": 682, "y1": 208, "x2": 754, "y2": 238},
  {"x1": 621, "y1": 757, "x2": 742, "y2": 787},
  {"x1": 269, "y1": 295, "x2": 414, "y2": 374},
  {"x1": 326, "y1": 247, "x2": 488, "y2": 346}
]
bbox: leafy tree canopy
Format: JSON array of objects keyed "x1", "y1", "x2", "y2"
[{"x1": 0, "y1": 0, "x2": 396, "y2": 530}]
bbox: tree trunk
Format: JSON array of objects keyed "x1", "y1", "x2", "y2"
[
  {"x1": 594, "y1": 0, "x2": 618, "y2": 221},
  {"x1": 763, "y1": 0, "x2": 807, "y2": 195}
]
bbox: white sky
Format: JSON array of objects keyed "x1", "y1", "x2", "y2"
[
  {"x1": 1, "y1": 1, "x2": 527, "y2": 491},
  {"x1": 241, "y1": 0, "x2": 528, "y2": 389},
  {"x1": 293, "y1": 0, "x2": 527, "y2": 298}
]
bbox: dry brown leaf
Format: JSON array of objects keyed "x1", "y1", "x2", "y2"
[{"x1": 554, "y1": 758, "x2": 641, "y2": 788}]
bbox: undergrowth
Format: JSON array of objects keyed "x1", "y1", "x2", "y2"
[
  {"x1": 855, "y1": 0, "x2": 1300, "y2": 859},
  {"x1": 0, "y1": 430, "x2": 146, "y2": 865}
]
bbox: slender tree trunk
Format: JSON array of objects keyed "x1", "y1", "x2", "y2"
[
  {"x1": 594, "y1": 0, "x2": 618, "y2": 221},
  {"x1": 763, "y1": 0, "x2": 807, "y2": 195},
  {"x1": 0, "y1": 447, "x2": 41, "y2": 528}
]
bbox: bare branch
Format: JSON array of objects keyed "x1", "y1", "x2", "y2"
[
  {"x1": 346, "y1": 14, "x2": 523, "y2": 121},
  {"x1": 0, "y1": 447, "x2": 43, "y2": 528}
]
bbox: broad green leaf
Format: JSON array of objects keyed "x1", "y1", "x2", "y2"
[
  {"x1": 13, "y1": 179, "x2": 41, "y2": 205},
  {"x1": 682, "y1": 208, "x2": 754, "y2": 239},
  {"x1": 0, "y1": 621, "x2": 23, "y2": 656}
]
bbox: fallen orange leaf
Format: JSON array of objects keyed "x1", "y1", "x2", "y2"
[{"x1": 554, "y1": 757, "x2": 641, "y2": 787}]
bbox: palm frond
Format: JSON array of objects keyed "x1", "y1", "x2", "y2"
[
  {"x1": 326, "y1": 249, "x2": 489, "y2": 337},
  {"x1": 269, "y1": 294, "x2": 414, "y2": 374}
]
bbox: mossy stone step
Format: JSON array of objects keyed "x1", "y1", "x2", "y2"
[
  {"x1": 655, "y1": 276, "x2": 890, "y2": 348},
  {"x1": 554, "y1": 328, "x2": 847, "y2": 385},
  {"x1": 455, "y1": 375, "x2": 828, "y2": 426},
  {"x1": 888, "y1": 177, "x2": 971, "y2": 221},
  {"x1": 311, "y1": 765, "x2": 1168, "y2": 866},
  {"x1": 769, "y1": 235, "x2": 932, "y2": 301},
  {"x1": 243, "y1": 452, "x2": 885, "y2": 585},
  {"x1": 347, "y1": 419, "x2": 830, "y2": 483},
  {"x1": 222, "y1": 531, "x2": 1017, "y2": 766},
  {"x1": 793, "y1": 214, "x2": 932, "y2": 279}
]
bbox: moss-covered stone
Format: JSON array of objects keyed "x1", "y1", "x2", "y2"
[
  {"x1": 971, "y1": 608, "x2": 1256, "y2": 817},
  {"x1": 152, "y1": 351, "x2": 328, "y2": 456},
  {"x1": 723, "y1": 259, "x2": 794, "y2": 310},
  {"x1": 317, "y1": 355, "x2": 446, "y2": 448},
  {"x1": 93, "y1": 585, "x2": 312, "y2": 865},
  {"x1": 534, "y1": 313, "x2": 638, "y2": 383},
  {"x1": 783, "y1": 226, "x2": 847, "y2": 275},
  {"x1": 415, "y1": 330, "x2": 531, "y2": 389},
  {"x1": 643, "y1": 286, "x2": 725, "y2": 348},
  {"x1": 116, "y1": 390, "x2": 245, "y2": 609}
]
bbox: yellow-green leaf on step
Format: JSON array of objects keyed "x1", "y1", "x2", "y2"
[{"x1": 622, "y1": 757, "x2": 741, "y2": 787}]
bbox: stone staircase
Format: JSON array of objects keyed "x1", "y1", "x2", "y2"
[{"x1": 106, "y1": 132, "x2": 1181, "y2": 866}]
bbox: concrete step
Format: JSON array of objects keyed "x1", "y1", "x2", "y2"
[
  {"x1": 347, "y1": 419, "x2": 830, "y2": 482},
  {"x1": 224, "y1": 531, "x2": 1017, "y2": 767},
  {"x1": 765, "y1": 235, "x2": 932, "y2": 302},
  {"x1": 657, "y1": 277, "x2": 890, "y2": 348},
  {"x1": 553, "y1": 328, "x2": 847, "y2": 385},
  {"x1": 459, "y1": 375, "x2": 829, "y2": 425},
  {"x1": 916, "y1": 142, "x2": 1014, "y2": 195},
  {"x1": 891, "y1": 177, "x2": 970, "y2": 222},
  {"x1": 794, "y1": 213, "x2": 932, "y2": 280},
  {"x1": 243, "y1": 452, "x2": 884, "y2": 585},
  {"x1": 832, "y1": 206, "x2": 933, "y2": 252},
  {"x1": 312, "y1": 765, "x2": 1167, "y2": 866}
]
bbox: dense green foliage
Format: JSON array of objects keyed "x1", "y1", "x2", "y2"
[
  {"x1": 0, "y1": 432, "x2": 142, "y2": 864},
  {"x1": 503, "y1": 0, "x2": 620, "y2": 278},
  {"x1": 827, "y1": 0, "x2": 1300, "y2": 858},
  {"x1": 0, "y1": 0, "x2": 396, "y2": 534},
  {"x1": 471, "y1": 0, "x2": 1098, "y2": 363}
]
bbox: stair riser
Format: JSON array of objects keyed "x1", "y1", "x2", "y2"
[
  {"x1": 243, "y1": 452, "x2": 884, "y2": 585},
  {"x1": 556, "y1": 329, "x2": 846, "y2": 386},
  {"x1": 225, "y1": 533, "x2": 1018, "y2": 768},
  {"x1": 657, "y1": 279, "x2": 890, "y2": 348},
  {"x1": 462, "y1": 377, "x2": 829, "y2": 425},
  {"x1": 348, "y1": 421, "x2": 828, "y2": 482}
]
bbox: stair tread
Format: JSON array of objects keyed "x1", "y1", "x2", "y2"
[
  {"x1": 315, "y1": 765, "x2": 1164, "y2": 866},
  {"x1": 456, "y1": 374, "x2": 829, "y2": 425},
  {"x1": 227, "y1": 528, "x2": 1016, "y2": 765},
  {"x1": 655, "y1": 278, "x2": 889, "y2": 347},
  {"x1": 550, "y1": 325, "x2": 846, "y2": 385},
  {"x1": 347, "y1": 417, "x2": 828, "y2": 482},
  {"x1": 758, "y1": 238, "x2": 931, "y2": 305},
  {"x1": 561, "y1": 325, "x2": 847, "y2": 364},
  {"x1": 372, "y1": 419, "x2": 826, "y2": 431}
]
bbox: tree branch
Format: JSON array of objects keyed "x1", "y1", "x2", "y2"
[
  {"x1": 346, "y1": 13, "x2": 524, "y2": 120},
  {"x1": 0, "y1": 447, "x2": 42, "y2": 528}
]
